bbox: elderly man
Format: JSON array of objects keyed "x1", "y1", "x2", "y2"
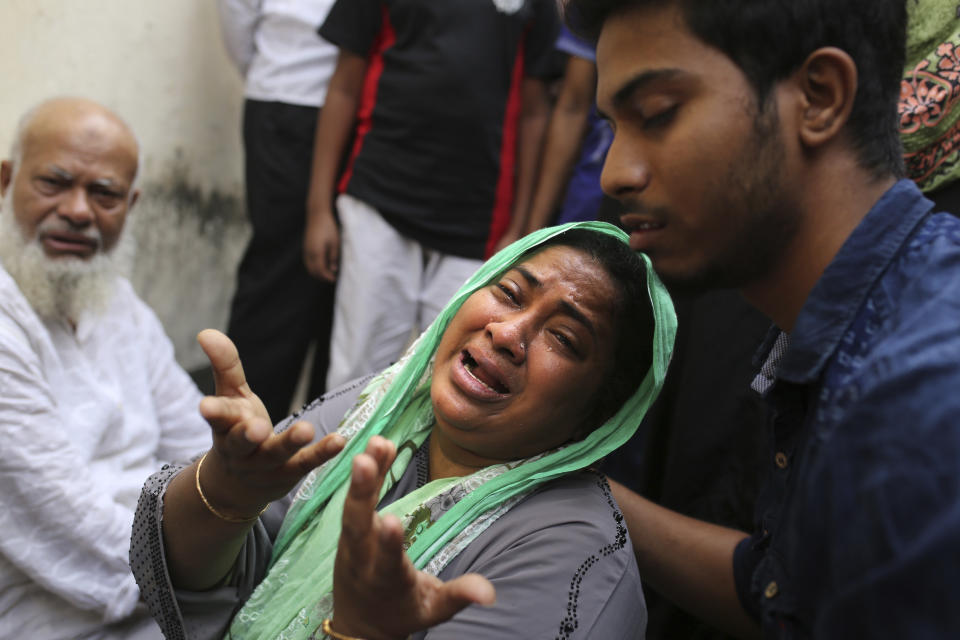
[{"x1": 0, "y1": 97, "x2": 210, "y2": 639}]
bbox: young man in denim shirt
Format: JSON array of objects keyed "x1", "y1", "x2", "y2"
[{"x1": 561, "y1": 0, "x2": 960, "y2": 637}]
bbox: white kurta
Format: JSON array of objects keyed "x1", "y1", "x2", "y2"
[{"x1": 0, "y1": 265, "x2": 212, "y2": 640}]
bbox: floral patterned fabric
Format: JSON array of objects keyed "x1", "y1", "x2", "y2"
[{"x1": 900, "y1": 0, "x2": 960, "y2": 192}]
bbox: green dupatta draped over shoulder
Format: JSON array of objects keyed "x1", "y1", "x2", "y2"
[{"x1": 226, "y1": 221, "x2": 677, "y2": 639}]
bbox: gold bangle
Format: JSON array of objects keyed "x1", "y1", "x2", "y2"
[
  {"x1": 195, "y1": 452, "x2": 267, "y2": 524},
  {"x1": 321, "y1": 618, "x2": 367, "y2": 640}
]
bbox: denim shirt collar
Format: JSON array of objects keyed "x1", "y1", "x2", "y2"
[{"x1": 772, "y1": 179, "x2": 934, "y2": 385}]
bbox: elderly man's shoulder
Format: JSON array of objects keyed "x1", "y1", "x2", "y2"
[
  {"x1": 0, "y1": 263, "x2": 35, "y2": 319},
  {"x1": 0, "y1": 265, "x2": 176, "y2": 374},
  {"x1": 0, "y1": 266, "x2": 151, "y2": 329},
  {"x1": 0, "y1": 264, "x2": 47, "y2": 354},
  {"x1": 100, "y1": 275, "x2": 167, "y2": 329}
]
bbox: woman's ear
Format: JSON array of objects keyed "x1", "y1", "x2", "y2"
[{"x1": 794, "y1": 47, "x2": 858, "y2": 149}]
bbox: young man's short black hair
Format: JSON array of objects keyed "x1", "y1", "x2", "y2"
[{"x1": 566, "y1": 0, "x2": 908, "y2": 179}]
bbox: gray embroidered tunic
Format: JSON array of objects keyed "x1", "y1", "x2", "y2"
[{"x1": 130, "y1": 378, "x2": 647, "y2": 639}]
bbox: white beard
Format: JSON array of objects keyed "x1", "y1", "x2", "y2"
[{"x1": 0, "y1": 193, "x2": 134, "y2": 322}]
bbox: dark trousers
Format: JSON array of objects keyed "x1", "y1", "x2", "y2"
[{"x1": 226, "y1": 99, "x2": 334, "y2": 422}]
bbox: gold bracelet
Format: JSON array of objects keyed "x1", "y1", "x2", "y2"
[
  {"x1": 321, "y1": 618, "x2": 367, "y2": 640},
  {"x1": 195, "y1": 452, "x2": 267, "y2": 524}
]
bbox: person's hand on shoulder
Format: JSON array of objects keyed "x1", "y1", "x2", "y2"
[{"x1": 329, "y1": 436, "x2": 496, "y2": 640}]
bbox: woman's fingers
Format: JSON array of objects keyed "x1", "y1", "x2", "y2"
[
  {"x1": 198, "y1": 329, "x2": 273, "y2": 425},
  {"x1": 341, "y1": 452, "x2": 382, "y2": 544},
  {"x1": 202, "y1": 397, "x2": 342, "y2": 478},
  {"x1": 219, "y1": 415, "x2": 274, "y2": 457},
  {"x1": 438, "y1": 574, "x2": 497, "y2": 609},
  {"x1": 288, "y1": 432, "x2": 346, "y2": 474},
  {"x1": 336, "y1": 438, "x2": 403, "y2": 588},
  {"x1": 198, "y1": 395, "x2": 260, "y2": 435},
  {"x1": 371, "y1": 514, "x2": 411, "y2": 582},
  {"x1": 248, "y1": 421, "x2": 342, "y2": 471},
  {"x1": 365, "y1": 518, "x2": 497, "y2": 631},
  {"x1": 332, "y1": 485, "x2": 495, "y2": 639},
  {"x1": 215, "y1": 418, "x2": 342, "y2": 473},
  {"x1": 340, "y1": 436, "x2": 397, "y2": 536},
  {"x1": 194, "y1": 426, "x2": 345, "y2": 517},
  {"x1": 197, "y1": 329, "x2": 248, "y2": 398},
  {"x1": 365, "y1": 436, "x2": 397, "y2": 496}
]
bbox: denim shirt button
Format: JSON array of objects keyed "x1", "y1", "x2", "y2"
[
  {"x1": 775, "y1": 452, "x2": 789, "y2": 469},
  {"x1": 764, "y1": 581, "x2": 779, "y2": 599}
]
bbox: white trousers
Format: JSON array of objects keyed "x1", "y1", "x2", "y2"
[{"x1": 325, "y1": 194, "x2": 483, "y2": 388}]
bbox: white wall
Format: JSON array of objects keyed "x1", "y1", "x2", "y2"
[{"x1": 0, "y1": 0, "x2": 251, "y2": 370}]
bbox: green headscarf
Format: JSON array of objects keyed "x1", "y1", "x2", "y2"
[{"x1": 226, "y1": 221, "x2": 677, "y2": 639}]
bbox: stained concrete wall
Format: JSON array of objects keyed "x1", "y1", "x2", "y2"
[{"x1": 0, "y1": 0, "x2": 250, "y2": 370}]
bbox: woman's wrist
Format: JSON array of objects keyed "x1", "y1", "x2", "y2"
[
  {"x1": 322, "y1": 618, "x2": 367, "y2": 640},
  {"x1": 326, "y1": 617, "x2": 408, "y2": 640},
  {"x1": 195, "y1": 452, "x2": 268, "y2": 523}
]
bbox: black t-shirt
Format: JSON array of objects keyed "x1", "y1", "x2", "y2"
[{"x1": 320, "y1": 0, "x2": 559, "y2": 258}]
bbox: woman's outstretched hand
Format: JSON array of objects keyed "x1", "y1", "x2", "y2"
[
  {"x1": 164, "y1": 330, "x2": 347, "y2": 590},
  {"x1": 194, "y1": 329, "x2": 346, "y2": 519},
  {"x1": 330, "y1": 436, "x2": 496, "y2": 640}
]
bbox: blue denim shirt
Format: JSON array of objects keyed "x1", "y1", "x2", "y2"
[{"x1": 733, "y1": 180, "x2": 960, "y2": 638}]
